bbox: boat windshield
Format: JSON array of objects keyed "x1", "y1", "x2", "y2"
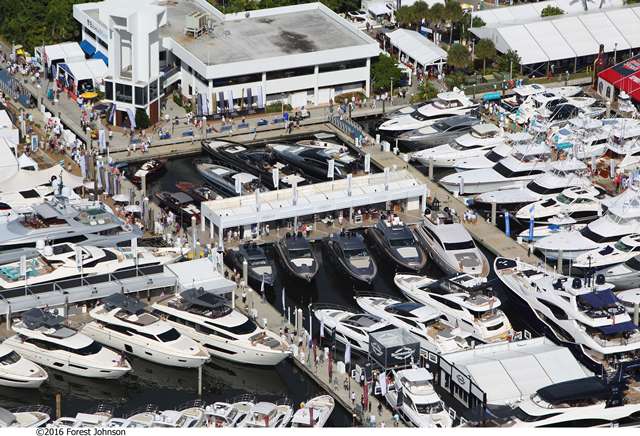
[
  {"x1": 416, "y1": 402, "x2": 443, "y2": 414},
  {"x1": 390, "y1": 238, "x2": 414, "y2": 248},
  {"x1": 290, "y1": 248, "x2": 313, "y2": 258},
  {"x1": 0, "y1": 350, "x2": 21, "y2": 365},
  {"x1": 443, "y1": 240, "x2": 476, "y2": 251},
  {"x1": 157, "y1": 328, "x2": 181, "y2": 342},
  {"x1": 556, "y1": 194, "x2": 572, "y2": 204},
  {"x1": 614, "y1": 240, "x2": 636, "y2": 252},
  {"x1": 485, "y1": 150, "x2": 503, "y2": 162},
  {"x1": 345, "y1": 248, "x2": 369, "y2": 257}
]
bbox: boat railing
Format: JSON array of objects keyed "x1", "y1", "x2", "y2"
[
  {"x1": 231, "y1": 393, "x2": 256, "y2": 404},
  {"x1": 93, "y1": 403, "x2": 116, "y2": 416},
  {"x1": 353, "y1": 290, "x2": 394, "y2": 300},
  {"x1": 11, "y1": 405, "x2": 52, "y2": 416},
  {"x1": 309, "y1": 302, "x2": 353, "y2": 313},
  {"x1": 127, "y1": 404, "x2": 159, "y2": 418},
  {"x1": 176, "y1": 399, "x2": 205, "y2": 411}
]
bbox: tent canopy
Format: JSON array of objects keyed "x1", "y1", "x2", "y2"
[
  {"x1": 387, "y1": 29, "x2": 447, "y2": 67},
  {"x1": 43, "y1": 42, "x2": 85, "y2": 65},
  {"x1": 368, "y1": 1, "x2": 391, "y2": 16},
  {"x1": 0, "y1": 140, "x2": 18, "y2": 185},
  {"x1": 0, "y1": 166, "x2": 83, "y2": 193}
]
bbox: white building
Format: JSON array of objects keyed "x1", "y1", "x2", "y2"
[{"x1": 73, "y1": 0, "x2": 380, "y2": 126}]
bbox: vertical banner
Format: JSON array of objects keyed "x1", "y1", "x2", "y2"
[
  {"x1": 364, "y1": 153, "x2": 371, "y2": 173},
  {"x1": 327, "y1": 159, "x2": 335, "y2": 179},
  {"x1": 234, "y1": 175, "x2": 242, "y2": 195},
  {"x1": 384, "y1": 167, "x2": 390, "y2": 191},
  {"x1": 347, "y1": 173, "x2": 352, "y2": 197},
  {"x1": 272, "y1": 167, "x2": 279, "y2": 189},
  {"x1": 98, "y1": 129, "x2": 106, "y2": 153}
]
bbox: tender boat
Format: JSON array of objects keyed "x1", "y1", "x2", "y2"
[
  {"x1": 151, "y1": 288, "x2": 291, "y2": 366},
  {"x1": 573, "y1": 234, "x2": 640, "y2": 271},
  {"x1": 394, "y1": 273, "x2": 512, "y2": 344},
  {"x1": 514, "y1": 186, "x2": 603, "y2": 225},
  {"x1": 290, "y1": 395, "x2": 335, "y2": 428},
  {"x1": 415, "y1": 204, "x2": 489, "y2": 277},
  {"x1": 82, "y1": 293, "x2": 210, "y2": 368},
  {"x1": 384, "y1": 368, "x2": 452, "y2": 427},
  {"x1": 206, "y1": 396, "x2": 254, "y2": 428},
  {"x1": 238, "y1": 401, "x2": 293, "y2": 428},
  {"x1": 195, "y1": 162, "x2": 265, "y2": 197},
  {"x1": 0, "y1": 343, "x2": 48, "y2": 388},
  {"x1": 51, "y1": 405, "x2": 114, "y2": 428},
  {"x1": 131, "y1": 159, "x2": 165, "y2": 185},
  {"x1": 0, "y1": 406, "x2": 50, "y2": 428},
  {"x1": 273, "y1": 233, "x2": 319, "y2": 282},
  {"x1": 225, "y1": 242, "x2": 277, "y2": 291},
  {"x1": 313, "y1": 306, "x2": 392, "y2": 353},
  {"x1": 4, "y1": 308, "x2": 131, "y2": 379},
  {"x1": 495, "y1": 257, "x2": 640, "y2": 373},
  {"x1": 617, "y1": 288, "x2": 640, "y2": 314},
  {"x1": 150, "y1": 402, "x2": 207, "y2": 428},
  {"x1": 324, "y1": 231, "x2": 377, "y2": 286},
  {"x1": 365, "y1": 217, "x2": 427, "y2": 272},
  {"x1": 395, "y1": 115, "x2": 479, "y2": 151}
]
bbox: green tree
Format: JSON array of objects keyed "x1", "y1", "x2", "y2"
[
  {"x1": 416, "y1": 81, "x2": 439, "y2": 101},
  {"x1": 135, "y1": 108, "x2": 151, "y2": 130},
  {"x1": 496, "y1": 49, "x2": 521, "y2": 76},
  {"x1": 540, "y1": 5, "x2": 565, "y2": 17},
  {"x1": 427, "y1": 2, "x2": 446, "y2": 40},
  {"x1": 447, "y1": 43, "x2": 471, "y2": 70},
  {"x1": 395, "y1": 6, "x2": 417, "y2": 29},
  {"x1": 371, "y1": 54, "x2": 402, "y2": 93},
  {"x1": 475, "y1": 38, "x2": 496, "y2": 74},
  {"x1": 443, "y1": 0, "x2": 463, "y2": 44}
]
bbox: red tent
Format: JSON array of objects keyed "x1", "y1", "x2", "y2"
[{"x1": 599, "y1": 55, "x2": 640, "y2": 102}]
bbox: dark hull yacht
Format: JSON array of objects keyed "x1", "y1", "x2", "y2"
[
  {"x1": 324, "y1": 231, "x2": 377, "y2": 287},
  {"x1": 273, "y1": 233, "x2": 319, "y2": 283},
  {"x1": 366, "y1": 217, "x2": 427, "y2": 272},
  {"x1": 225, "y1": 242, "x2": 277, "y2": 292}
]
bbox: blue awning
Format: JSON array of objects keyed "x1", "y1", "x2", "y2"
[
  {"x1": 596, "y1": 321, "x2": 638, "y2": 335},
  {"x1": 92, "y1": 51, "x2": 108, "y2": 66},
  {"x1": 58, "y1": 63, "x2": 72, "y2": 76},
  {"x1": 577, "y1": 291, "x2": 618, "y2": 310},
  {"x1": 80, "y1": 40, "x2": 96, "y2": 56},
  {"x1": 482, "y1": 92, "x2": 501, "y2": 102}
]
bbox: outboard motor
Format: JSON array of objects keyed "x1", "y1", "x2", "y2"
[{"x1": 572, "y1": 278, "x2": 582, "y2": 290}]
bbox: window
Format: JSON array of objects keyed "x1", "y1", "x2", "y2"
[
  {"x1": 157, "y1": 328, "x2": 181, "y2": 342},
  {"x1": 73, "y1": 341, "x2": 103, "y2": 356},
  {"x1": 210, "y1": 318, "x2": 257, "y2": 335},
  {"x1": 85, "y1": 28, "x2": 96, "y2": 40},
  {"x1": 135, "y1": 86, "x2": 148, "y2": 106},
  {"x1": 430, "y1": 294, "x2": 463, "y2": 311},
  {"x1": 105, "y1": 81, "x2": 113, "y2": 100},
  {"x1": 538, "y1": 299, "x2": 568, "y2": 320},
  {"x1": 606, "y1": 87, "x2": 611, "y2": 98},
  {"x1": 0, "y1": 350, "x2": 21, "y2": 365},
  {"x1": 443, "y1": 240, "x2": 476, "y2": 251},
  {"x1": 540, "y1": 419, "x2": 612, "y2": 427},
  {"x1": 318, "y1": 59, "x2": 367, "y2": 73},
  {"x1": 115, "y1": 83, "x2": 132, "y2": 103},
  {"x1": 159, "y1": 51, "x2": 167, "y2": 62},
  {"x1": 212, "y1": 73, "x2": 262, "y2": 88},
  {"x1": 149, "y1": 80, "x2": 158, "y2": 101},
  {"x1": 266, "y1": 66, "x2": 315, "y2": 80}
]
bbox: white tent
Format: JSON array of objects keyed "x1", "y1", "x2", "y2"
[
  {"x1": 0, "y1": 141, "x2": 18, "y2": 185},
  {"x1": 367, "y1": 1, "x2": 391, "y2": 16},
  {"x1": 0, "y1": 111, "x2": 18, "y2": 147},
  {"x1": 42, "y1": 42, "x2": 85, "y2": 66},
  {"x1": 387, "y1": 29, "x2": 447, "y2": 67},
  {"x1": 17, "y1": 153, "x2": 38, "y2": 171},
  {"x1": 0, "y1": 166, "x2": 84, "y2": 193}
]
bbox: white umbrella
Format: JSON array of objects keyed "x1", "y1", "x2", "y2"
[
  {"x1": 281, "y1": 174, "x2": 305, "y2": 186},
  {"x1": 125, "y1": 204, "x2": 142, "y2": 214},
  {"x1": 83, "y1": 180, "x2": 96, "y2": 190},
  {"x1": 112, "y1": 194, "x2": 130, "y2": 203}
]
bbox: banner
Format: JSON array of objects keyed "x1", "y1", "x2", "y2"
[
  {"x1": 272, "y1": 167, "x2": 279, "y2": 189},
  {"x1": 234, "y1": 175, "x2": 242, "y2": 194},
  {"x1": 364, "y1": 153, "x2": 371, "y2": 173},
  {"x1": 327, "y1": 159, "x2": 335, "y2": 179},
  {"x1": 384, "y1": 167, "x2": 390, "y2": 191},
  {"x1": 98, "y1": 129, "x2": 106, "y2": 153},
  {"x1": 347, "y1": 173, "x2": 352, "y2": 196}
]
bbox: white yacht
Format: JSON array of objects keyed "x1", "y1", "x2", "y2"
[
  {"x1": 495, "y1": 257, "x2": 640, "y2": 372},
  {"x1": 0, "y1": 406, "x2": 50, "y2": 428},
  {"x1": 515, "y1": 186, "x2": 602, "y2": 225},
  {"x1": 355, "y1": 296, "x2": 469, "y2": 354},
  {"x1": 617, "y1": 288, "x2": 640, "y2": 314},
  {"x1": 379, "y1": 88, "x2": 477, "y2": 133},
  {"x1": 535, "y1": 187, "x2": 640, "y2": 260},
  {"x1": 238, "y1": 401, "x2": 293, "y2": 428},
  {"x1": 290, "y1": 395, "x2": 334, "y2": 428},
  {"x1": 0, "y1": 243, "x2": 182, "y2": 291},
  {"x1": 4, "y1": 308, "x2": 131, "y2": 379},
  {"x1": 415, "y1": 205, "x2": 489, "y2": 277},
  {"x1": 82, "y1": 293, "x2": 210, "y2": 368},
  {"x1": 384, "y1": 368, "x2": 452, "y2": 428},
  {"x1": 453, "y1": 134, "x2": 542, "y2": 171},
  {"x1": 394, "y1": 273, "x2": 512, "y2": 344},
  {"x1": 151, "y1": 288, "x2": 290, "y2": 366},
  {"x1": 411, "y1": 123, "x2": 505, "y2": 168},
  {"x1": 0, "y1": 343, "x2": 48, "y2": 388},
  {"x1": 603, "y1": 257, "x2": 640, "y2": 291},
  {"x1": 313, "y1": 306, "x2": 391, "y2": 353},
  {"x1": 516, "y1": 215, "x2": 586, "y2": 243},
  {"x1": 572, "y1": 234, "x2": 640, "y2": 271},
  {"x1": 149, "y1": 404, "x2": 207, "y2": 428},
  {"x1": 440, "y1": 155, "x2": 549, "y2": 195},
  {"x1": 51, "y1": 407, "x2": 113, "y2": 428},
  {"x1": 206, "y1": 397, "x2": 254, "y2": 427}
]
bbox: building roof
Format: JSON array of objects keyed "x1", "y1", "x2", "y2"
[
  {"x1": 165, "y1": 258, "x2": 235, "y2": 294},
  {"x1": 598, "y1": 54, "x2": 640, "y2": 101},
  {"x1": 387, "y1": 29, "x2": 447, "y2": 66},
  {"x1": 43, "y1": 42, "x2": 85, "y2": 64}
]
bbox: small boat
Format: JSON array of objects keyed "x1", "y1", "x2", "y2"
[
  {"x1": 365, "y1": 217, "x2": 427, "y2": 272},
  {"x1": 0, "y1": 406, "x2": 51, "y2": 428},
  {"x1": 154, "y1": 191, "x2": 200, "y2": 223},
  {"x1": 225, "y1": 242, "x2": 278, "y2": 291},
  {"x1": 131, "y1": 159, "x2": 165, "y2": 185},
  {"x1": 603, "y1": 256, "x2": 640, "y2": 291},
  {"x1": 195, "y1": 162, "x2": 266, "y2": 197},
  {"x1": 206, "y1": 396, "x2": 254, "y2": 427},
  {"x1": 324, "y1": 231, "x2": 377, "y2": 286},
  {"x1": 238, "y1": 401, "x2": 293, "y2": 428},
  {"x1": 151, "y1": 401, "x2": 207, "y2": 428},
  {"x1": 273, "y1": 233, "x2": 319, "y2": 282},
  {"x1": 0, "y1": 343, "x2": 48, "y2": 388},
  {"x1": 290, "y1": 395, "x2": 335, "y2": 428},
  {"x1": 51, "y1": 405, "x2": 114, "y2": 427},
  {"x1": 175, "y1": 181, "x2": 217, "y2": 204}
]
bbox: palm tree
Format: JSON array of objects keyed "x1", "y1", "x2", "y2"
[
  {"x1": 447, "y1": 43, "x2": 471, "y2": 70},
  {"x1": 475, "y1": 38, "x2": 496, "y2": 74},
  {"x1": 444, "y1": 0, "x2": 463, "y2": 45}
]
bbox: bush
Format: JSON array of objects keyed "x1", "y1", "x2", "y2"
[
  {"x1": 445, "y1": 72, "x2": 467, "y2": 89},
  {"x1": 135, "y1": 108, "x2": 150, "y2": 130},
  {"x1": 541, "y1": 5, "x2": 564, "y2": 17},
  {"x1": 334, "y1": 91, "x2": 366, "y2": 103},
  {"x1": 173, "y1": 93, "x2": 183, "y2": 107},
  {"x1": 265, "y1": 102, "x2": 292, "y2": 113}
]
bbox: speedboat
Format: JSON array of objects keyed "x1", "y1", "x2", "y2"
[
  {"x1": 225, "y1": 242, "x2": 277, "y2": 291},
  {"x1": 603, "y1": 256, "x2": 640, "y2": 291},
  {"x1": 516, "y1": 215, "x2": 586, "y2": 242},
  {"x1": 154, "y1": 191, "x2": 201, "y2": 223},
  {"x1": 0, "y1": 406, "x2": 50, "y2": 427},
  {"x1": 514, "y1": 186, "x2": 602, "y2": 225},
  {"x1": 131, "y1": 159, "x2": 165, "y2": 185},
  {"x1": 238, "y1": 401, "x2": 293, "y2": 428},
  {"x1": 416, "y1": 205, "x2": 489, "y2": 277},
  {"x1": 151, "y1": 288, "x2": 291, "y2": 366},
  {"x1": 82, "y1": 293, "x2": 210, "y2": 368},
  {"x1": 355, "y1": 296, "x2": 469, "y2": 354},
  {"x1": 273, "y1": 233, "x2": 319, "y2": 282},
  {"x1": 0, "y1": 343, "x2": 48, "y2": 388},
  {"x1": 206, "y1": 397, "x2": 254, "y2": 427},
  {"x1": 395, "y1": 115, "x2": 479, "y2": 151},
  {"x1": 290, "y1": 395, "x2": 335, "y2": 428},
  {"x1": 495, "y1": 257, "x2": 640, "y2": 372},
  {"x1": 175, "y1": 182, "x2": 216, "y2": 204},
  {"x1": 4, "y1": 308, "x2": 131, "y2": 379},
  {"x1": 51, "y1": 406, "x2": 114, "y2": 428},
  {"x1": 573, "y1": 234, "x2": 640, "y2": 271},
  {"x1": 267, "y1": 143, "x2": 356, "y2": 181},
  {"x1": 149, "y1": 402, "x2": 207, "y2": 428},
  {"x1": 379, "y1": 88, "x2": 477, "y2": 134},
  {"x1": 366, "y1": 217, "x2": 427, "y2": 272},
  {"x1": 394, "y1": 273, "x2": 512, "y2": 344},
  {"x1": 535, "y1": 187, "x2": 640, "y2": 261},
  {"x1": 384, "y1": 368, "x2": 452, "y2": 427},
  {"x1": 453, "y1": 135, "x2": 544, "y2": 171},
  {"x1": 313, "y1": 306, "x2": 391, "y2": 353},
  {"x1": 324, "y1": 231, "x2": 377, "y2": 286},
  {"x1": 411, "y1": 123, "x2": 505, "y2": 168},
  {"x1": 195, "y1": 162, "x2": 265, "y2": 197},
  {"x1": 440, "y1": 155, "x2": 549, "y2": 195}
]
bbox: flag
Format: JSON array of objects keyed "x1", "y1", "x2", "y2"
[
  {"x1": 384, "y1": 167, "x2": 390, "y2": 191},
  {"x1": 126, "y1": 107, "x2": 136, "y2": 129},
  {"x1": 320, "y1": 319, "x2": 325, "y2": 338},
  {"x1": 108, "y1": 103, "x2": 116, "y2": 125},
  {"x1": 347, "y1": 173, "x2": 352, "y2": 196},
  {"x1": 98, "y1": 129, "x2": 106, "y2": 153},
  {"x1": 292, "y1": 181, "x2": 298, "y2": 205},
  {"x1": 255, "y1": 189, "x2": 260, "y2": 212},
  {"x1": 272, "y1": 167, "x2": 279, "y2": 188},
  {"x1": 260, "y1": 275, "x2": 265, "y2": 295},
  {"x1": 131, "y1": 237, "x2": 138, "y2": 264},
  {"x1": 504, "y1": 211, "x2": 511, "y2": 237},
  {"x1": 234, "y1": 175, "x2": 242, "y2": 194},
  {"x1": 363, "y1": 378, "x2": 369, "y2": 410},
  {"x1": 327, "y1": 159, "x2": 335, "y2": 179},
  {"x1": 20, "y1": 255, "x2": 26, "y2": 279},
  {"x1": 459, "y1": 176, "x2": 465, "y2": 195},
  {"x1": 328, "y1": 349, "x2": 333, "y2": 380},
  {"x1": 281, "y1": 287, "x2": 286, "y2": 314},
  {"x1": 75, "y1": 245, "x2": 83, "y2": 272},
  {"x1": 364, "y1": 153, "x2": 371, "y2": 173},
  {"x1": 345, "y1": 342, "x2": 351, "y2": 365},
  {"x1": 379, "y1": 372, "x2": 387, "y2": 395},
  {"x1": 528, "y1": 205, "x2": 535, "y2": 242}
]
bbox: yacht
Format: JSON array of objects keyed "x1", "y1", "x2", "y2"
[
  {"x1": 206, "y1": 397, "x2": 254, "y2": 428},
  {"x1": 131, "y1": 159, "x2": 165, "y2": 185},
  {"x1": 0, "y1": 196, "x2": 141, "y2": 251},
  {"x1": 195, "y1": 162, "x2": 265, "y2": 197},
  {"x1": 0, "y1": 343, "x2": 48, "y2": 388},
  {"x1": 395, "y1": 115, "x2": 479, "y2": 151},
  {"x1": 175, "y1": 182, "x2": 216, "y2": 205},
  {"x1": 149, "y1": 403, "x2": 207, "y2": 428},
  {"x1": 453, "y1": 134, "x2": 543, "y2": 171},
  {"x1": 384, "y1": 368, "x2": 452, "y2": 428},
  {"x1": 572, "y1": 234, "x2": 640, "y2": 271},
  {"x1": 394, "y1": 273, "x2": 512, "y2": 344},
  {"x1": 602, "y1": 256, "x2": 640, "y2": 291},
  {"x1": 516, "y1": 215, "x2": 586, "y2": 242},
  {"x1": 617, "y1": 289, "x2": 640, "y2": 314},
  {"x1": 355, "y1": 296, "x2": 469, "y2": 354},
  {"x1": 82, "y1": 293, "x2": 210, "y2": 368},
  {"x1": 273, "y1": 233, "x2": 319, "y2": 282},
  {"x1": 440, "y1": 155, "x2": 549, "y2": 195},
  {"x1": 225, "y1": 242, "x2": 277, "y2": 291},
  {"x1": 0, "y1": 243, "x2": 182, "y2": 292},
  {"x1": 366, "y1": 217, "x2": 427, "y2": 272},
  {"x1": 151, "y1": 288, "x2": 291, "y2": 366},
  {"x1": 495, "y1": 257, "x2": 640, "y2": 372},
  {"x1": 5, "y1": 309, "x2": 130, "y2": 379},
  {"x1": 411, "y1": 123, "x2": 505, "y2": 169},
  {"x1": 415, "y1": 205, "x2": 489, "y2": 277},
  {"x1": 51, "y1": 406, "x2": 114, "y2": 428},
  {"x1": 535, "y1": 187, "x2": 640, "y2": 261},
  {"x1": 324, "y1": 231, "x2": 377, "y2": 286},
  {"x1": 379, "y1": 88, "x2": 477, "y2": 134},
  {"x1": 514, "y1": 186, "x2": 603, "y2": 225},
  {"x1": 472, "y1": 160, "x2": 593, "y2": 215},
  {"x1": 154, "y1": 191, "x2": 201, "y2": 223},
  {"x1": 290, "y1": 395, "x2": 335, "y2": 428},
  {"x1": 0, "y1": 406, "x2": 50, "y2": 428},
  {"x1": 267, "y1": 143, "x2": 357, "y2": 181},
  {"x1": 313, "y1": 306, "x2": 391, "y2": 353},
  {"x1": 238, "y1": 401, "x2": 293, "y2": 428}
]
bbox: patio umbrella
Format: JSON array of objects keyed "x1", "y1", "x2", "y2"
[
  {"x1": 125, "y1": 204, "x2": 142, "y2": 214},
  {"x1": 81, "y1": 91, "x2": 98, "y2": 100},
  {"x1": 112, "y1": 193, "x2": 130, "y2": 203}
]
